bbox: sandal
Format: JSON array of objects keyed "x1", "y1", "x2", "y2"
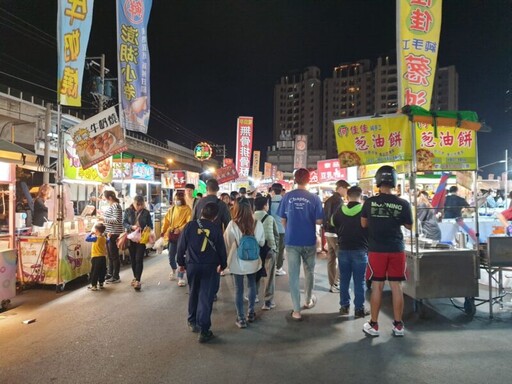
[{"x1": 290, "y1": 310, "x2": 302, "y2": 321}]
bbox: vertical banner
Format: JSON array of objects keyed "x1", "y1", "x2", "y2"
[
  {"x1": 117, "y1": 0, "x2": 152, "y2": 133},
  {"x1": 264, "y1": 162, "x2": 272, "y2": 178},
  {"x1": 235, "y1": 116, "x2": 254, "y2": 180},
  {"x1": 271, "y1": 165, "x2": 277, "y2": 180},
  {"x1": 397, "y1": 0, "x2": 442, "y2": 109},
  {"x1": 57, "y1": 0, "x2": 94, "y2": 106},
  {"x1": 293, "y1": 134, "x2": 308, "y2": 169},
  {"x1": 252, "y1": 150, "x2": 261, "y2": 177}
]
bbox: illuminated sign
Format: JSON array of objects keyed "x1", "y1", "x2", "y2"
[{"x1": 194, "y1": 142, "x2": 213, "y2": 161}]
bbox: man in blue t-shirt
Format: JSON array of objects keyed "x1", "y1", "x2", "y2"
[{"x1": 278, "y1": 168, "x2": 324, "y2": 321}]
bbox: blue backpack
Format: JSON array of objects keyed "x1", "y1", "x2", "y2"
[{"x1": 237, "y1": 234, "x2": 260, "y2": 261}]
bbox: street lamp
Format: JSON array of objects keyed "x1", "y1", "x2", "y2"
[{"x1": 478, "y1": 149, "x2": 509, "y2": 202}]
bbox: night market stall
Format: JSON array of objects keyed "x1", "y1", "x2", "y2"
[{"x1": 334, "y1": 106, "x2": 483, "y2": 317}]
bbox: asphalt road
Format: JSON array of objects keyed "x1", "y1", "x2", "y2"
[{"x1": 1, "y1": 251, "x2": 512, "y2": 384}]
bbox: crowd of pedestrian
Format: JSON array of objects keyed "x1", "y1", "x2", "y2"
[{"x1": 84, "y1": 165, "x2": 415, "y2": 343}]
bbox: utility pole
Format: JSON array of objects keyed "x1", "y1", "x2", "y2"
[
  {"x1": 505, "y1": 149, "x2": 508, "y2": 203},
  {"x1": 87, "y1": 54, "x2": 109, "y2": 113},
  {"x1": 211, "y1": 144, "x2": 226, "y2": 165},
  {"x1": 43, "y1": 103, "x2": 52, "y2": 184}
]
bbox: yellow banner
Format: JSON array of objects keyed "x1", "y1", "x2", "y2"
[
  {"x1": 334, "y1": 115, "x2": 411, "y2": 167},
  {"x1": 397, "y1": 0, "x2": 442, "y2": 109},
  {"x1": 415, "y1": 123, "x2": 477, "y2": 171}
]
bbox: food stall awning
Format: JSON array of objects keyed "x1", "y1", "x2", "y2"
[
  {"x1": 402, "y1": 105, "x2": 481, "y2": 131},
  {"x1": 0, "y1": 139, "x2": 55, "y2": 172}
]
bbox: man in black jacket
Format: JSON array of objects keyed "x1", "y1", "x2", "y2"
[
  {"x1": 177, "y1": 202, "x2": 227, "y2": 343},
  {"x1": 323, "y1": 179, "x2": 350, "y2": 293},
  {"x1": 331, "y1": 186, "x2": 369, "y2": 318}
]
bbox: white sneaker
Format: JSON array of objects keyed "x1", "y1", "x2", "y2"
[
  {"x1": 275, "y1": 268, "x2": 287, "y2": 276},
  {"x1": 363, "y1": 321, "x2": 380, "y2": 337},
  {"x1": 329, "y1": 284, "x2": 340, "y2": 293},
  {"x1": 169, "y1": 271, "x2": 176, "y2": 281},
  {"x1": 392, "y1": 321, "x2": 405, "y2": 337},
  {"x1": 244, "y1": 296, "x2": 260, "y2": 303},
  {"x1": 177, "y1": 279, "x2": 186, "y2": 287}
]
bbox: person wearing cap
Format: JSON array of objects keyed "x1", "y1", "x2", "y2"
[
  {"x1": 184, "y1": 183, "x2": 199, "y2": 211},
  {"x1": 278, "y1": 168, "x2": 324, "y2": 321},
  {"x1": 361, "y1": 165, "x2": 412, "y2": 337},
  {"x1": 323, "y1": 179, "x2": 349, "y2": 293},
  {"x1": 269, "y1": 183, "x2": 286, "y2": 276}
]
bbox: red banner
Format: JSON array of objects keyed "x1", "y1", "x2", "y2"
[
  {"x1": 235, "y1": 116, "x2": 253, "y2": 179},
  {"x1": 172, "y1": 171, "x2": 186, "y2": 189},
  {"x1": 317, "y1": 159, "x2": 348, "y2": 183},
  {"x1": 216, "y1": 164, "x2": 239, "y2": 184}
]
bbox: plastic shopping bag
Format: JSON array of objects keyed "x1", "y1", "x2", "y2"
[
  {"x1": 127, "y1": 228, "x2": 141, "y2": 243},
  {"x1": 154, "y1": 236, "x2": 164, "y2": 254},
  {"x1": 140, "y1": 226, "x2": 151, "y2": 245}
]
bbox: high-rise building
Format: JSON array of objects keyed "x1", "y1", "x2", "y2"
[
  {"x1": 431, "y1": 65, "x2": 459, "y2": 111},
  {"x1": 271, "y1": 58, "x2": 459, "y2": 162},
  {"x1": 273, "y1": 66, "x2": 323, "y2": 150},
  {"x1": 323, "y1": 60, "x2": 374, "y2": 159}
]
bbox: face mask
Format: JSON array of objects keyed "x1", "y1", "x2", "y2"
[{"x1": 175, "y1": 201, "x2": 183, "y2": 206}]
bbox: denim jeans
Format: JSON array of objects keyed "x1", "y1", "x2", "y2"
[
  {"x1": 338, "y1": 249, "x2": 368, "y2": 309},
  {"x1": 286, "y1": 246, "x2": 316, "y2": 312},
  {"x1": 168, "y1": 241, "x2": 178, "y2": 270},
  {"x1": 233, "y1": 273, "x2": 256, "y2": 320},
  {"x1": 168, "y1": 241, "x2": 184, "y2": 279}
]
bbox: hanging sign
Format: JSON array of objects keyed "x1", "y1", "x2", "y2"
[
  {"x1": 235, "y1": 116, "x2": 253, "y2": 179},
  {"x1": 68, "y1": 107, "x2": 127, "y2": 169}
]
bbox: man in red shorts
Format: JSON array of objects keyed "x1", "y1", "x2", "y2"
[{"x1": 361, "y1": 165, "x2": 412, "y2": 337}]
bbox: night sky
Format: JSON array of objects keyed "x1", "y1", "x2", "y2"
[{"x1": 1, "y1": 0, "x2": 511, "y2": 174}]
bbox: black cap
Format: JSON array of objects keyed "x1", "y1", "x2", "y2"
[{"x1": 239, "y1": 187, "x2": 247, "y2": 194}]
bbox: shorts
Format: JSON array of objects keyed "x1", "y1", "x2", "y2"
[{"x1": 365, "y1": 251, "x2": 406, "y2": 282}]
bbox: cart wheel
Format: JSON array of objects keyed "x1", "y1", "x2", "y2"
[
  {"x1": 413, "y1": 299, "x2": 427, "y2": 317},
  {"x1": 464, "y1": 297, "x2": 476, "y2": 317},
  {"x1": 1, "y1": 299, "x2": 10, "y2": 310}
]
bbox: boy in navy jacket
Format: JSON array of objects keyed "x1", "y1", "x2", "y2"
[{"x1": 177, "y1": 202, "x2": 227, "y2": 343}]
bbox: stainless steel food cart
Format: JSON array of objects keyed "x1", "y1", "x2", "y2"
[
  {"x1": 403, "y1": 247, "x2": 479, "y2": 316},
  {"x1": 478, "y1": 236, "x2": 512, "y2": 318}
]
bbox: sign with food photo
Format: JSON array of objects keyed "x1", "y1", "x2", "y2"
[
  {"x1": 334, "y1": 115, "x2": 412, "y2": 167},
  {"x1": 415, "y1": 123, "x2": 477, "y2": 171},
  {"x1": 68, "y1": 107, "x2": 127, "y2": 170},
  {"x1": 64, "y1": 133, "x2": 113, "y2": 182}
]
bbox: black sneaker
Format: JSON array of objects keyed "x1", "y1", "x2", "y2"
[
  {"x1": 247, "y1": 312, "x2": 256, "y2": 323},
  {"x1": 354, "y1": 307, "x2": 370, "y2": 318},
  {"x1": 339, "y1": 306, "x2": 350, "y2": 315},
  {"x1": 188, "y1": 322, "x2": 200, "y2": 333},
  {"x1": 198, "y1": 330, "x2": 214, "y2": 343},
  {"x1": 105, "y1": 274, "x2": 113, "y2": 280}
]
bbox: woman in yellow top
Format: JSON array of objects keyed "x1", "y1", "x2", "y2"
[
  {"x1": 161, "y1": 191, "x2": 192, "y2": 286},
  {"x1": 85, "y1": 223, "x2": 108, "y2": 291}
]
